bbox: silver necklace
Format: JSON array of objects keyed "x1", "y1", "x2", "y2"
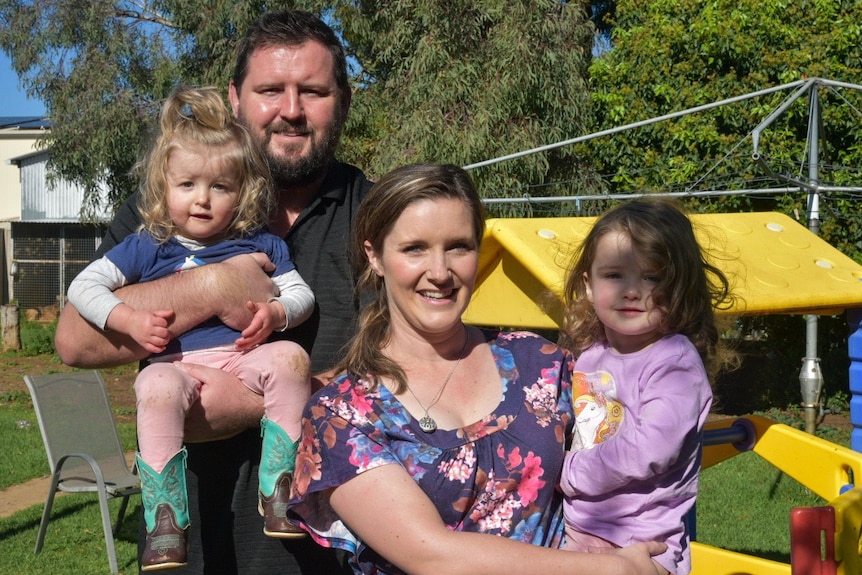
[{"x1": 405, "y1": 328, "x2": 470, "y2": 433}]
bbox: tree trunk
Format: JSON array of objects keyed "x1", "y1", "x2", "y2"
[{"x1": 1, "y1": 304, "x2": 20, "y2": 351}]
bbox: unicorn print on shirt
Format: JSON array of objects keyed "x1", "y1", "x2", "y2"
[
  {"x1": 174, "y1": 255, "x2": 206, "y2": 272},
  {"x1": 570, "y1": 370, "x2": 623, "y2": 450}
]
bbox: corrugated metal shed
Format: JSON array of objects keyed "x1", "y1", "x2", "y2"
[
  {"x1": 9, "y1": 149, "x2": 110, "y2": 222},
  {"x1": 0, "y1": 116, "x2": 50, "y2": 130}
]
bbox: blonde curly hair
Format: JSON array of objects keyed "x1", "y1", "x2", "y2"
[{"x1": 135, "y1": 86, "x2": 274, "y2": 242}]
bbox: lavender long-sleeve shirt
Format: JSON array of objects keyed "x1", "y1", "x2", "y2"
[{"x1": 560, "y1": 334, "x2": 712, "y2": 575}]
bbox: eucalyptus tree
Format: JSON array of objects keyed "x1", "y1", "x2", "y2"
[
  {"x1": 330, "y1": 0, "x2": 598, "y2": 211},
  {"x1": 1, "y1": 1, "x2": 602, "y2": 218}
]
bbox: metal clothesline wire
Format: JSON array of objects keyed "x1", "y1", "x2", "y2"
[
  {"x1": 469, "y1": 77, "x2": 862, "y2": 208},
  {"x1": 479, "y1": 185, "x2": 862, "y2": 205}
]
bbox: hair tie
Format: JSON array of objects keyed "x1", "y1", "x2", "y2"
[{"x1": 179, "y1": 103, "x2": 195, "y2": 121}]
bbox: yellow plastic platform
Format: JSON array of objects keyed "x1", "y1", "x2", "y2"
[
  {"x1": 693, "y1": 416, "x2": 862, "y2": 575},
  {"x1": 465, "y1": 211, "x2": 862, "y2": 329}
]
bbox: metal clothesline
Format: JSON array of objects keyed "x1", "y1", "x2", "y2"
[{"x1": 467, "y1": 77, "x2": 862, "y2": 435}]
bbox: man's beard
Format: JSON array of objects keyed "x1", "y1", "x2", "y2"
[{"x1": 251, "y1": 115, "x2": 344, "y2": 188}]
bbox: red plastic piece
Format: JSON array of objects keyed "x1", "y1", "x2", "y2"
[{"x1": 791, "y1": 506, "x2": 837, "y2": 575}]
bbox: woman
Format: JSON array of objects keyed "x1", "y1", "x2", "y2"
[{"x1": 288, "y1": 163, "x2": 664, "y2": 574}]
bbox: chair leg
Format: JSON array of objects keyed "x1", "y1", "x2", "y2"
[
  {"x1": 34, "y1": 472, "x2": 62, "y2": 554},
  {"x1": 97, "y1": 489, "x2": 119, "y2": 575},
  {"x1": 114, "y1": 494, "x2": 131, "y2": 536}
]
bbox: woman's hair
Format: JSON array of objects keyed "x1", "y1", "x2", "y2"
[
  {"x1": 334, "y1": 163, "x2": 486, "y2": 393},
  {"x1": 560, "y1": 197, "x2": 733, "y2": 369},
  {"x1": 136, "y1": 86, "x2": 275, "y2": 242}
]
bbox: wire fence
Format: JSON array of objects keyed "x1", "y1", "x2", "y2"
[{"x1": 12, "y1": 222, "x2": 107, "y2": 321}]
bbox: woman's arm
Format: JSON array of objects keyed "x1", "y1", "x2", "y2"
[
  {"x1": 55, "y1": 253, "x2": 278, "y2": 367},
  {"x1": 330, "y1": 464, "x2": 664, "y2": 575}
]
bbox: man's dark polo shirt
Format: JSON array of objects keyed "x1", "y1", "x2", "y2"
[{"x1": 96, "y1": 160, "x2": 372, "y2": 372}]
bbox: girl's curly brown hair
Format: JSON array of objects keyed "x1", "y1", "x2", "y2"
[{"x1": 560, "y1": 197, "x2": 734, "y2": 373}]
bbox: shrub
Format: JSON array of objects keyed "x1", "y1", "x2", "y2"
[{"x1": 19, "y1": 320, "x2": 56, "y2": 356}]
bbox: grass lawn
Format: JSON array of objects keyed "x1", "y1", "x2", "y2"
[
  {"x1": 0, "y1": 375, "x2": 853, "y2": 573},
  {"x1": 1, "y1": 389, "x2": 140, "y2": 574},
  {"x1": 0, "y1": 496, "x2": 141, "y2": 575},
  {"x1": 696, "y1": 451, "x2": 826, "y2": 563}
]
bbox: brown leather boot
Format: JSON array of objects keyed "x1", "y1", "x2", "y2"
[
  {"x1": 259, "y1": 471, "x2": 306, "y2": 538},
  {"x1": 141, "y1": 503, "x2": 188, "y2": 571},
  {"x1": 259, "y1": 418, "x2": 306, "y2": 538},
  {"x1": 137, "y1": 450, "x2": 189, "y2": 571}
]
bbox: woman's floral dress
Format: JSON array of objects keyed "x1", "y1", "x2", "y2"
[{"x1": 288, "y1": 331, "x2": 575, "y2": 574}]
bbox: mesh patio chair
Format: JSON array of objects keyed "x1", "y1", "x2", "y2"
[{"x1": 24, "y1": 370, "x2": 141, "y2": 575}]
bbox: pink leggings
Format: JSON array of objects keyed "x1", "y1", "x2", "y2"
[{"x1": 135, "y1": 340, "x2": 310, "y2": 472}]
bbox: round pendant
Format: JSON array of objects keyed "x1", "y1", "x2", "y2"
[{"x1": 419, "y1": 415, "x2": 437, "y2": 433}]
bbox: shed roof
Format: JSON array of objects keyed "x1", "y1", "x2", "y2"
[{"x1": 0, "y1": 116, "x2": 50, "y2": 130}]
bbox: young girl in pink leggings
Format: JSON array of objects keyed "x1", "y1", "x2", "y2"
[{"x1": 67, "y1": 86, "x2": 312, "y2": 571}]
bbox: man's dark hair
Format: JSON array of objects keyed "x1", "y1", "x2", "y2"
[{"x1": 232, "y1": 10, "x2": 349, "y2": 98}]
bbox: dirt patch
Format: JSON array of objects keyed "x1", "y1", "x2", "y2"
[
  {"x1": 0, "y1": 475, "x2": 53, "y2": 519},
  {"x1": 0, "y1": 452, "x2": 137, "y2": 520},
  {"x1": 0, "y1": 355, "x2": 139, "y2": 423},
  {"x1": 820, "y1": 413, "x2": 854, "y2": 432}
]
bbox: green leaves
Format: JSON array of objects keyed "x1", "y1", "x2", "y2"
[
  {"x1": 586, "y1": 0, "x2": 862, "y2": 262},
  {"x1": 332, "y1": 0, "x2": 599, "y2": 213},
  {"x1": 2, "y1": 1, "x2": 600, "y2": 218},
  {"x1": 5, "y1": 0, "x2": 862, "y2": 241}
]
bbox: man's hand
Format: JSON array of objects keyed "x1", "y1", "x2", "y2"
[{"x1": 176, "y1": 362, "x2": 266, "y2": 442}]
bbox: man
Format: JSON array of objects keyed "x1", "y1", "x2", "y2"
[{"x1": 55, "y1": 10, "x2": 371, "y2": 574}]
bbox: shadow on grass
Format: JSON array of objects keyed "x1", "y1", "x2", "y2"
[
  {"x1": 696, "y1": 438, "x2": 831, "y2": 567},
  {"x1": 0, "y1": 497, "x2": 140, "y2": 549},
  {"x1": 0, "y1": 495, "x2": 141, "y2": 574}
]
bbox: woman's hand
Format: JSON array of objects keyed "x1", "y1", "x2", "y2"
[{"x1": 599, "y1": 542, "x2": 668, "y2": 575}]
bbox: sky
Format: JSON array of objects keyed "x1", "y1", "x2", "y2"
[{"x1": 1, "y1": 52, "x2": 46, "y2": 117}]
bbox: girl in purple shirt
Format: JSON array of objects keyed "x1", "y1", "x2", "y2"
[{"x1": 558, "y1": 198, "x2": 734, "y2": 575}]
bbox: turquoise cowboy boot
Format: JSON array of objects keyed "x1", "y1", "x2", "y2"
[
  {"x1": 137, "y1": 448, "x2": 190, "y2": 571},
  {"x1": 258, "y1": 417, "x2": 306, "y2": 538}
]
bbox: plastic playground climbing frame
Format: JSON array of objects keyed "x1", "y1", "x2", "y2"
[{"x1": 464, "y1": 211, "x2": 862, "y2": 574}]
